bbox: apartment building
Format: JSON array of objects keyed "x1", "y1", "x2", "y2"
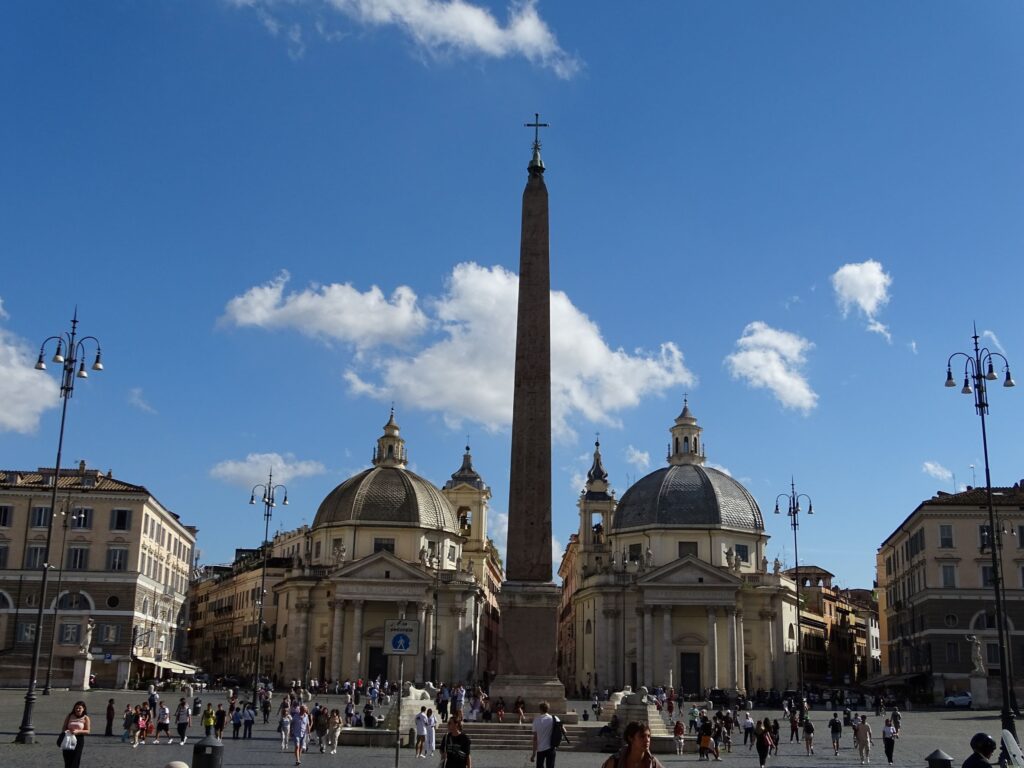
[
  {"x1": 0, "y1": 462, "x2": 197, "y2": 688},
  {"x1": 876, "y1": 484, "x2": 1024, "y2": 703}
]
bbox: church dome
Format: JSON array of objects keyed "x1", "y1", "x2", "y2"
[
  {"x1": 312, "y1": 410, "x2": 460, "y2": 533},
  {"x1": 312, "y1": 465, "x2": 460, "y2": 532},
  {"x1": 611, "y1": 464, "x2": 764, "y2": 532}
]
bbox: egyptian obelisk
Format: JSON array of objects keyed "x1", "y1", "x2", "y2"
[{"x1": 490, "y1": 115, "x2": 566, "y2": 712}]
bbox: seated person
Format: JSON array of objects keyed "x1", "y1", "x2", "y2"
[{"x1": 599, "y1": 713, "x2": 621, "y2": 738}]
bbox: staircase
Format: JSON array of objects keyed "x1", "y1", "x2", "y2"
[{"x1": 461, "y1": 720, "x2": 592, "y2": 751}]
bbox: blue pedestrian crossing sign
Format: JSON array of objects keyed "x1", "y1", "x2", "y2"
[{"x1": 384, "y1": 619, "x2": 419, "y2": 656}]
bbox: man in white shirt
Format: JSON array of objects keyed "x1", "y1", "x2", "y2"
[
  {"x1": 530, "y1": 701, "x2": 556, "y2": 768},
  {"x1": 414, "y1": 706, "x2": 428, "y2": 758}
]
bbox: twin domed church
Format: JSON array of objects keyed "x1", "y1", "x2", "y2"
[{"x1": 192, "y1": 400, "x2": 800, "y2": 697}]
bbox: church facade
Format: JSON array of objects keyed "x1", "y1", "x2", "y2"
[{"x1": 559, "y1": 400, "x2": 801, "y2": 698}]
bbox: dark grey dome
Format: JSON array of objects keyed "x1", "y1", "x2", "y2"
[
  {"x1": 312, "y1": 466, "x2": 460, "y2": 532},
  {"x1": 611, "y1": 464, "x2": 764, "y2": 531}
]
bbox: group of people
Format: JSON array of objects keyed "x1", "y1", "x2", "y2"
[{"x1": 278, "y1": 697, "x2": 346, "y2": 764}]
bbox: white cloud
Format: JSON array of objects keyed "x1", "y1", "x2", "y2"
[
  {"x1": 0, "y1": 327, "x2": 59, "y2": 434},
  {"x1": 128, "y1": 387, "x2": 157, "y2": 415},
  {"x1": 210, "y1": 452, "x2": 327, "y2": 487},
  {"x1": 707, "y1": 462, "x2": 732, "y2": 477},
  {"x1": 982, "y1": 330, "x2": 1006, "y2": 355},
  {"x1": 0, "y1": 298, "x2": 8, "y2": 320},
  {"x1": 922, "y1": 461, "x2": 952, "y2": 482},
  {"x1": 908, "y1": 340, "x2": 918, "y2": 355},
  {"x1": 342, "y1": 262, "x2": 693, "y2": 436},
  {"x1": 831, "y1": 260, "x2": 893, "y2": 342},
  {"x1": 235, "y1": 0, "x2": 579, "y2": 77},
  {"x1": 725, "y1": 321, "x2": 818, "y2": 413},
  {"x1": 487, "y1": 508, "x2": 508, "y2": 563},
  {"x1": 222, "y1": 270, "x2": 429, "y2": 350},
  {"x1": 625, "y1": 444, "x2": 649, "y2": 472}
]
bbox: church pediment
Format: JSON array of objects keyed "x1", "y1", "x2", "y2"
[
  {"x1": 333, "y1": 549, "x2": 432, "y2": 584},
  {"x1": 636, "y1": 554, "x2": 742, "y2": 587}
]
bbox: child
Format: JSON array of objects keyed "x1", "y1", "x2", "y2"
[{"x1": 674, "y1": 719, "x2": 685, "y2": 755}]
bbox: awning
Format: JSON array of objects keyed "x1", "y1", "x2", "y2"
[
  {"x1": 163, "y1": 660, "x2": 199, "y2": 675},
  {"x1": 134, "y1": 654, "x2": 161, "y2": 667}
]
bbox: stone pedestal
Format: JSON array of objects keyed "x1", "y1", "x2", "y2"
[
  {"x1": 490, "y1": 582, "x2": 565, "y2": 713},
  {"x1": 72, "y1": 654, "x2": 93, "y2": 691},
  {"x1": 969, "y1": 673, "x2": 990, "y2": 708}
]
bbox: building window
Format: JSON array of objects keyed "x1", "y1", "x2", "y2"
[
  {"x1": 944, "y1": 613, "x2": 958, "y2": 628},
  {"x1": 734, "y1": 544, "x2": 750, "y2": 563},
  {"x1": 59, "y1": 623, "x2": 81, "y2": 645},
  {"x1": 373, "y1": 538, "x2": 395, "y2": 554},
  {"x1": 973, "y1": 612, "x2": 997, "y2": 630},
  {"x1": 57, "y1": 592, "x2": 85, "y2": 610},
  {"x1": 110, "y1": 508, "x2": 132, "y2": 531},
  {"x1": 678, "y1": 541, "x2": 698, "y2": 558},
  {"x1": 66, "y1": 546, "x2": 90, "y2": 570},
  {"x1": 939, "y1": 524, "x2": 954, "y2": 548},
  {"x1": 946, "y1": 642, "x2": 960, "y2": 663},
  {"x1": 24, "y1": 545, "x2": 46, "y2": 569},
  {"x1": 1018, "y1": 525, "x2": 1024, "y2": 547},
  {"x1": 30, "y1": 506, "x2": 51, "y2": 528},
  {"x1": 106, "y1": 548, "x2": 129, "y2": 571},
  {"x1": 0, "y1": 545, "x2": 7, "y2": 569},
  {"x1": 100, "y1": 623, "x2": 121, "y2": 644},
  {"x1": 314, "y1": 541, "x2": 321, "y2": 560},
  {"x1": 981, "y1": 566, "x2": 995, "y2": 588},
  {"x1": 16, "y1": 622, "x2": 36, "y2": 643},
  {"x1": 447, "y1": 544, "x2": 456, "y2": 562},
  {"x1": 987, "y1": 643, "x2": 1000, "y2": 667},
  {"x1": 0, "y1": 505, "x2": 12, "y2": 527},
  {"x1": 70, "y1": 508, "x2": 92, "y2": 529},
  {"x1": 941, "y1": 565, "x2": 957, "y2": 588},
  {"x1": 628, "y1": 543, "x2": 643, "y2": 563},
  {"x1": 107, "y1": 595, "x2": 120, "y2": 608}
]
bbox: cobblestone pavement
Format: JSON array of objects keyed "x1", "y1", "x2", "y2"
[{"x1": 0, "y1": 690, "x2": 1010, "y2": 768}]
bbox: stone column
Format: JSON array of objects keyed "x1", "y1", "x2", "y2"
[
  {"x1": 706, "y1": 608, "x2": 719, "y2": 689},
  {"x1": 417, "y1": 602, "x2": 429, "y2": 683},
  {"x1": 453, "y1": 605, "x2": 468, "y2": 681},
  {"x1": 425, "y1": 604, "x2": 436, "y2": 682},
  {"x1": 662, "y1": 607, "x2": 673, "y2": 689},
  {"x1": 771, "y1": 596, "x2": 786, "y2": 688},
  {"x1": 736, "y1": 610, "x2": 746, "y2": 693},
  {"x1": 635, "y1": 608, "x2": 645, "y2": 687},
  {"x1": 350, "y1": 600, "x2": 364, "y2": 680},
  {"x1": 727, "y1": 608, "x2": 738, "y2": 689},
  {"x1": 291, "y1": 600, "x2": 312, "y2": 686},
  {"x1": 330, "y1": 599, "x2": 346, "y2": 684},
  {"x1": 603, "y1": 607, "x2": 618, "y2": 691},
  {"x1": 643, "y1": 605, "x2": 654, "y2": 686}
]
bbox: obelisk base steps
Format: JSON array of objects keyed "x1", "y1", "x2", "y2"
[{"x1": 490, "y1": 581, "x2": 566, "y2": 713}]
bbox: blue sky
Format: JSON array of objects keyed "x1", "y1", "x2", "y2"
[{"x1": 3, "y1": 1, "x2": 1023, "y2": 590}]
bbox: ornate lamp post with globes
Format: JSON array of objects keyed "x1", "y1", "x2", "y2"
[
  {"x1": 774, "y1": 478, "x2": 813, "y2": 698},
  {"x1": 944, "y1": 325, "x2": 1016, "y2": 739},
  {"x1": 16, "y1": 310, "x2": 103, "y2": 744},
  {"x1": 249, "y1": 469, "x2": 287, "y2": 706},
  {"x1": 42, "y1": 495, "x2": 83, "y2": 694}
]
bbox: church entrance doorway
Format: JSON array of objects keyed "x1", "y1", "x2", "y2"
[
  {"x1": 368, "y1": 646, "x2": 386, "y2": 682},
  {"x1": 680, "y1": 652, "x2": 701, "y2": 696}
]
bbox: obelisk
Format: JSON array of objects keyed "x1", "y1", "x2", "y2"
[{"x1": 490, "y1": 114, "x2": 566, "y2": 712}]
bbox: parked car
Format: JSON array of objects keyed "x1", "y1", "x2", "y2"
[{"x1": 944, "y1": 691, "x2": 972, "y2": 708}]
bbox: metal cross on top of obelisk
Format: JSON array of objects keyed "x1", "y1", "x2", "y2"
[{"x1": 524, "y1": 113, "x2": 549, "y2": 149}]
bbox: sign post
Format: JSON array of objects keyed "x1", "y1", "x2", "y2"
[{"x1": 385, "y1": 619, "x2": 419, "y2": 768}]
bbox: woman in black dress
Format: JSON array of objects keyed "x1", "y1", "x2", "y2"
[{"x1": 61, "y1": 700, "x2": 91, "y2": 768}]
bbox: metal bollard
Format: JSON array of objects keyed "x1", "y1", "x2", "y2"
[
  {"x1": 925, "y1": 749, "x2": 954, "y2": 768},
  {"x1": 192, "y1": 735, "x2": 224, "y2": 768}
]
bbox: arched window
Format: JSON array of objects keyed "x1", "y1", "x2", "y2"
[
  {"x1": 0, "y1": 591, "x2": 11, "y2": 609},
  {"x1": 683, "y1": 437, "x2": 690, "y2": 453},
  {"x1": 788, "y1": 624, "x2": 796, "y2": 640},
  {"x1": 57, "y1": 592, "x2": 85, "y2": 610},
  {"x1": 585, "y1": 619, "x2": 593, "y2": 635},
  {"x1": 674, "y1": 438, "x2": 679, "y2": 454}
]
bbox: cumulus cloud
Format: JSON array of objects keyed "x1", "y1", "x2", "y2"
[
  {"x1": 221, "y1": 270, "x2": 429, "y2": 350},
  {"x1": 922, "y1": 461, "x2": 952, "y2": 482},
  {"x1": 0, "y1": 298, "x2": 8, "y2": 319},
  {"x1": 725, "y1": 321, "x2": 818, "y2": 413},
  {"x1": 0, "y1": 325, "x2": 59, "y2": 434},
  {"x1": 234, "y1": 0, "x2": 579, "y2": 77},
  {"x1": 128, "y1": 387, "x2": 157, "y2": 415},
  {"x1": 625, "y1": 444, "x2": 649, "y2": 472},
  {"x1": 210, "y1": 452, "x2": 327, "y2": 487},
  {"x1": 707, "y1": 462, "x2": 732, "y2": 477},
  {"x1": 341, "y1": 262, "x2": 693, "y2": 436},
  {"x1": 831, "y1": 260, "x2": 893, "y2": 341}
]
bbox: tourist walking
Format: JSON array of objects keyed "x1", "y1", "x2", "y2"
[
  {"x1": 439, "y1": 715, "x2": 472, "y2": 768},
  {"x1": 290, "y1": 704, "x2": 309, "y2": 766},
  {"x1": 279, "y1": 707, "x2": 293, "y2": 751},
  {"x1": 754, "y1": 718, "x2": 774, "y2": 768},
  {"x1": 881, "y1": 718, "x2": 898, "y2": 765},
  {"x1": 828, "y1": 711, "x2": 843, "y2": 755},
  {"x1": 600, "y1": 721, "x2": 665, "y2": 768},
  {"x1": 243, "y1": 703, "x2": 255, "y2": 738},
  {"x1": 426, "y1": 707, "x2": 438, "y2": 756},
  {"x1": 174, "y1": 697, "x2": 192, "y2": 744},
  {"x1": 201, "y1": 703, "x2": 215, "y2": 736},
  {"x1": 530, "y1": 701, "x2": 556, "y2": 768},
  {"x1": 854, "y1": 716, "x2": 873, "y2": 765},
  {"x1": 326, "y1": 708, "x2": 342, "y2": 754},
  {"x1": 802, "y1": 717, "x2": 815, "y2": 755},
  {"x1": 105, "y1": 698, "x2": 115, "y2": 737},
  {"x1": 132, "y1": 705, "x2": 150, "y2": 747},
  {"x1": 155, "y1": 700, "x2": 172, "y2": 743},
  {"x1": 674, "y1": 719, "x2": 685, "y2": 755},
  {"x1": 60, "y1": 700, "x2": 91, "y2": 768},
  {"x1": 415, "y1": 705, "x2": 429, "y2": 757},
  {"x1": 214, "y1": 703, "x2": 227, "y2": 739}
]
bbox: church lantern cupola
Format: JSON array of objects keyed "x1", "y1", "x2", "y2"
[
  {"x1": 372, "y1": 408, "x2": 408, "y2": 468},
  {"x1": 667, "y1": 397, "x2": 705, "y2": 466}
]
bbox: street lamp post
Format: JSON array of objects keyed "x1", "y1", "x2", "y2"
[
  {"x1": 249, "y1": 470, "x2": 287, "y2": 706},
  {"x1": 775, "y1": 478, "x2": 813, "y2": 697},
  {"x1": 16, "y1": 310, "x2": 103, "y2": 744},
  {"x1": 42, "y1": 495, "x2": 81, "y2": 694},
  {"x1": 945, "y1": 326, "x2": 1016, "y2": 739}
]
